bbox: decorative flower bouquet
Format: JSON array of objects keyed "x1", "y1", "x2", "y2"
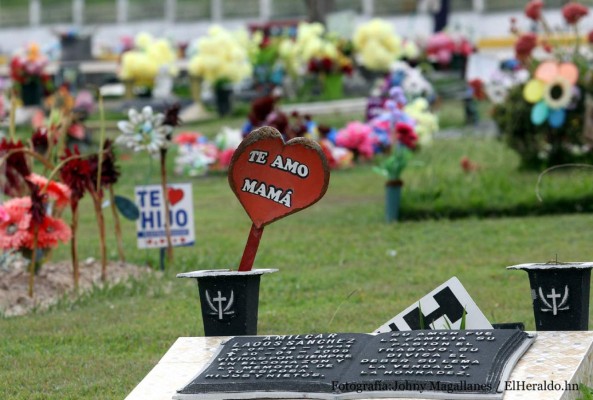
[
  {"x1": 352, "y1": 19, "x2": 403, "y2": 74},
  {"x1": 188, "y1": 26, "x2": 253, "y2": 115},
  {"x1": 278, "y1": 22, "x2": 354, "y2": 99},
  {"x1": 9, "y1": 43, "x2": 53, "y2": 105},
  {"x1": 425, "y1": 30, "x2": 474, "y2": 70},
  {"x1": 492, "y1": 1, "x2": 593, "y2": 169},
  {"x1": 118, "y1": 32, "x2": 178, "y2": 90}
]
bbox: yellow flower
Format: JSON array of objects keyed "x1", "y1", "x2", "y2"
[{"x1": 353, "y1": 19, "x2": 402, "y2": 71}]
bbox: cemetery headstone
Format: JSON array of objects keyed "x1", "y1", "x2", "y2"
[{"x1": 174, "y1": 329, "x2": 535, "y2": 400}]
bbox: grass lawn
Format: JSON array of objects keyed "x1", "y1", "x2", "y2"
[{"x1": 1, "y1": 109, "x2": 593, "y2": 398}]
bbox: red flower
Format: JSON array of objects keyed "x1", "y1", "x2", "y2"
[
  {"x1": 23, "y1": 216, "x2": 71, "y2": 249},
  {"x1": 26, "y1": 173, "x2": 71, "y2": 209},
  {"x1": 218, "y1": 148, "x2": 235, "y2": 168},
  {"x1": 395, "y1": 122, "x2": 418, "y2": 150},
  {"x1": 320, "y1": 57, "x2": 333, "y2": 73},
  {"x1": 460, "y1": 156, "x2": 480, "y2": 173},
  {"x1": 588, "y1": 30, "x2": 593, "y2": 43},
  {"x1": 525, "y1": 0, "x2": 544, "y2": 21},
  {"x1": 90, "y1": 139, "x2": 120, "y2": 189},
  {"x1": 515, "y1": 33, "x2": 538, "y2": 61},
  {"x1": 59, "y1": 146, "x2": 92, "y2": 204},
  {"x1": 562, "y1": 2, "x2": 589, "y2": 24},
  {"x1": 469, "y1": 79, "x2": 486, "y2": 101},
  {"x1": 0, "y1": 200, "x2": 31, "y2": 250},
  {"x1": 174, "y1": 132, "x2": 201, "y2": 145}
]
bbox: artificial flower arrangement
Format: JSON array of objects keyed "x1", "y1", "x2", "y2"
[
  {"x1": 352, "y1": 19, "x2": 404, "y2": 73},
  {"x1": 366, "y1": 60, "x2": 436, "y2": 121},
  {"x1": 492, "y1": 0, "x2": 593, "y2": 168},
  {"x1": 0, "y1": 90, "x2": 126, "y2": 296},
  {"x1": 187, "y1": 25, "x2": 253, "y2": 115},
  {"x1": 276, "y1": 22, "x2": 354, "y2": 100},
  {"x1": 424, "y1": 30, "x2": 474, "y2": 69},
  {"x1": 118, "y1": 32, "x2": 178, "y2": 89},
  {"x1": 9, "y1": 43, "x2": 54, "y2": 105}
]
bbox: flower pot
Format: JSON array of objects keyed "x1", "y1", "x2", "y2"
[
  {"x1": 21, "y1": 80, "x2": 43, "y2": 106},
  {"x1": 322, "y1": 73, "x2": 343, "y2": 100},
  {"x1": 177, "y1": 269, "x2": 277, "y2": 336},
  {"x1": 214, "y1": 84, "x2": 233, "y2": 117},
  {"x1": 385, "y1": 180, "x2": 403, "y2": 222},
  {"x1": 507, "y1": 262, "x2": 593, "y2": 331}
]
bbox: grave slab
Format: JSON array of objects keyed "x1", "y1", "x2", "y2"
[{"x1": 126, "y1": 331, "x2": 593, "y2": 400}]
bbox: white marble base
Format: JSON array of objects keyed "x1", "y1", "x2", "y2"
[{"x1": 125, "y1": 332, "x2": 593, "y2": 400}]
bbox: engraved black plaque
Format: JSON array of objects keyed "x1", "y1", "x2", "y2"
[{"x1": 174, "y1": 330, "x2": 535, "y2": 400}]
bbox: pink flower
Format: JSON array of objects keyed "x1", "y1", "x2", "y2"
[
  {"x1": 525, "y1": 0, "x2": 544, "y2": 21},
  {"x1": 0, "y1": 201, "x2": 32, "y2": 250},
  {"x1": 562, "y1": 2, "x2": 588, "y2": 24},
  {"x1": 218, "y1": 148, "x2": 235, "y2": 168},
  {"x1": 26, "y1": 173, "x2": 71, "y2": 209},
  {"x1": 0, "y1": 206, "x2": 9, "y2": 223},
  {"x1": 336, "y1": 121, "x2": 376, "y2": 159},
  {"x1": 3, "y1": 197, "x2": 31, "y2": 210}
]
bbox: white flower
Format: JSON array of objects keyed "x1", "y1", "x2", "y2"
[
  {"x1": 116, "y1": 106, "x2": 172, "y2": 154},
  {"x1": 175, "y1": 143, "x2": 218, "y2": 177},
  {"x1": 214, "y1": 127, "x2": 243, "y2": 151}
]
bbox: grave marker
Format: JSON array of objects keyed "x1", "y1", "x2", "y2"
[{"x1": 174, "y1": 329, "x2": 535, "y2": 399}]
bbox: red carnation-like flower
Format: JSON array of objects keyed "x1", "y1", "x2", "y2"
[
  {"x1": 88, "y1": 139, "x2": 120, "y2": 189},
  {"x1": 59, "y1": 146, "x2": 93, "y2": 204},
  {"x1": 588, "y1": 30, "x2": 593, "y2": 43},
  {"x1": 525, "y1": 0, "x2": 544, "y2": 21},
  {"x1": 515, "y1": 33, "x2": 538, "y2": 61},
  {"x1": 395, "y1": 122, "x2": 418, "y2": 150},
  {"x1": 562, "y1": 2, "x2": 589, "y2": 24}
]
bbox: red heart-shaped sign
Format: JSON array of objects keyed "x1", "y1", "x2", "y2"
[
  {"x1": 167, "y1": 187, "x2": 184, "y2": 206},
  {"x1": 228, "y1": 126, "x2": 330, "y2": 228}
]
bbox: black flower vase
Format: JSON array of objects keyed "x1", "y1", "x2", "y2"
[
  {"x1": 21, "y1": 80, "x2": 43, "y2": 106},
  {"x1": 507, "y1": 262, "x2": 593, "y2": 331},
  {"x1": 214, "y1": 82, "x2": 233, "y2": 117},
  {"x1": 177, "y1": 269, "x2": 277, "y2": 336}
]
